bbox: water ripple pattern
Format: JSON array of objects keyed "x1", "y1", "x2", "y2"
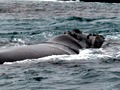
[{"x1": 0, "y1": 1, "x2": 120, "y2": 90}]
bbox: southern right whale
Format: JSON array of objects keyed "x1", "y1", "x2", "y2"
[{"x1": 0, "y1": 29, "x2": 105, "y2": 64}]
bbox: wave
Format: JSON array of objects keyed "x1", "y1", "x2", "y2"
[
  {"x1": 66, "y1": 16, "x2": 117, "y2": 22},
  {"x1": 66, "y1": 16, "x2": 97, "y2": 22}
]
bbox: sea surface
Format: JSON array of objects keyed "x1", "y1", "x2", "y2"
[{"x1": 0, "y1": 0, "x2": 120, "y2": 90}]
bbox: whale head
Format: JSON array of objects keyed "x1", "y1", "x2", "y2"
[
  {"x1": 87, "y1": 34, "x2": 105, "y2": 48},
  {"x1": 65, "y1": 29, "x2": 105, "y2": 48}
]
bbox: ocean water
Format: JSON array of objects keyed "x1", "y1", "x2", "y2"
[{"x1": 0, "y1": 0, "x2": 120, "y2": 90}]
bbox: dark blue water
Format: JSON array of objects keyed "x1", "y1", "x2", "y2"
[{"x1": 1, "y1": 1, "x2": 120, "y2": 90}]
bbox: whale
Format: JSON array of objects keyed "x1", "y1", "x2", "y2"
[{"x1": 0, "y1": 29, "x2": 105, "y2": 64}]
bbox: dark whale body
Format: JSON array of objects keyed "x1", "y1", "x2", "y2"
[
  {"x1": 0, "y1": 29, "x2": 105, "y2": 64},
  {"x1": 0, "y1": 35, "x2": 82, "y2": 64}
]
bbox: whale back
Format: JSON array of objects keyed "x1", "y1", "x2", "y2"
[
  {"x1": 0, "y1": 34, "x2": 82, "y2": 64},
  {"x1": 48, "y1": 34, "x2": 82, "y2": 52}
]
